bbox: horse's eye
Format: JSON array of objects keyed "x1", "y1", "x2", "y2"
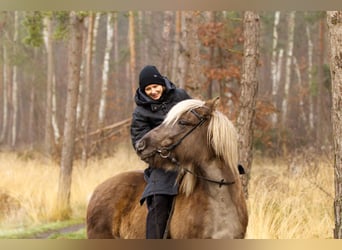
[{"x1": 178, "y1": 120, "x2": 191, "y2": 126}]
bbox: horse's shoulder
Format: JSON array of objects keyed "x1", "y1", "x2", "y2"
[
  {"x1": 104, "y1": 170, "x2": 144, "y2": 183},
  {"x1": 90, "y1": 170, "x2": 145, "y2": 205}
]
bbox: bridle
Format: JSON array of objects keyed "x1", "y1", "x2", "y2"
[
  {"x1": 155, "y1": 108, "x2": 235, "y2": 187},
  {"x1": 156, "y1": 109, "x2": 206, "y2": 159}
]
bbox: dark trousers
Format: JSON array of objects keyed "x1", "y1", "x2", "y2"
[{"x1": 146, "y1": 194, "x2": 174, "y2": 239}]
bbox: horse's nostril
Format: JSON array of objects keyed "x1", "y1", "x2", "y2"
[{"x1": 136, "y1": 140, "x2": 146, "y2": 152}]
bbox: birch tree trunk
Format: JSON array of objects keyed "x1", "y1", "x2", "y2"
[
  {"x1": 236, "y1": 11, "x2": 260, "y2": 198},
  {"x1": 327, "y1": 10, "x2": 342, "y2": 239},
  {"x1": 98, "y1": 13, "x2": 114, "y2": 126},
  {"x1": 0, "y1": 43, "x2": 8, "y2": 143},
  {"x1": 57, "y1": 12, "x2": 84, "y2": 219},
  {"x1": 276, "y1": 48, "x2": 284, "y2": 94},
  {"x1": 11, "y1": 11, "x2": 19, "y2": 148},
  {"x1": 271, "y1": 11, "x2": 280, "y2": 126},
  {"x1": 293, "y1": 56, "x2": 306, "y2": 124},
  {"x1": 43, "y1": 15, "x2": 54, "y2": 156},
  {"x1": 0, "y1": 46, "x2": 4, "y2": 141},
  {"x1": 281, "y1": 11, "x2": 296, "y2": 128},
  {"x1": 306, "y1": 22, "x2": 314, "y2": 130},
  {"x1": 113, "y1": 12, "x2": 119, "y2": 88},
  {"x1": 280, "y1": 11, "x2": 296, "y2": 155},
  {"x1": 76, "y1": 37, "x2": 85, "y2": 127},
  {"x1": 81, "y1": 12, "x2": 95, "y2": 168},
  {"x1": 52, "y1": 75, "x2": 60, "y2": 144},
  {"x1": 92, "y1": 12, "x2": 101, "y2": 84}
]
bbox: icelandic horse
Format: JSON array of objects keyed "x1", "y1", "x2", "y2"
[{"x1": 86, "y1": 98, "x2": 248, "y2": 239}]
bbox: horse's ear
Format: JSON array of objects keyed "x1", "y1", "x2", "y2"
[{"x1": 205, "y1": 96, "x2": 220, "y2": 112}]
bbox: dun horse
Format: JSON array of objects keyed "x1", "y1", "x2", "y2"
[{"x1": 86, "y1": 98, "x2": 248, "y2": 239}]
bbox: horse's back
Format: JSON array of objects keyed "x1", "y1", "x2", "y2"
[{"x1": 86, "y1": 170, "x2": 146, "y2": 239}]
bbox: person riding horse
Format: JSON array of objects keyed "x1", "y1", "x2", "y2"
[{"x1": 130, "y1": 65, "x2": 191, "y2": 239}]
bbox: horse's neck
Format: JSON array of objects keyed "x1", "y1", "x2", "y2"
[
  {"x1": 202, "y1": 159, "x2": 233, "y2": 185},
  {"x1": 179, "y1": 159, "x2": 236, "y2": 197}
]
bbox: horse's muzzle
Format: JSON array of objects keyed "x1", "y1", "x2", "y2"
[
  {"x1": 135, "y1": 139, "x2": 146, "y2": 153},
  {"x1": 136, "y1": 139, "x2": 155, "y2": 162}
]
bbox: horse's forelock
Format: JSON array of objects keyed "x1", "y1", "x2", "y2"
[
  {"x1": 163, "y1": 99, "x2": 205, "y2": 126},
  {"x1": 208, "y1": 111, "x2": 239, "y2": 176}
]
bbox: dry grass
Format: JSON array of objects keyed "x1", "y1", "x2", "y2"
[
  {"x1": 0, "y1": 143, "x2": 146, "y2": 229},
  {"x1": 246, "y1": 155, "x2": 334, "y2": 239},
  {"x1": 0, "y1": 145, "x2": 335, "y2": 238}
]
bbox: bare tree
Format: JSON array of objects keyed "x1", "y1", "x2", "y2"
[
  {"x1": 11, "y1": 11, "x2": 19, "y2": 148},
  {"x1": 138, "y1": 11, "x2": 151, "y2": 67},
  {"x1": 161, "y1": 11, "x2": 173, "y2": 75},
  {"x1": 317, "y1": 16, "x2": 327, "y2": 146},
  {"x1": 236, "y1": 11, "x2": 260, "y2": 197},
  {"x1": 278, "y1": 11, "x2": 296, "y2": 156},
  {"x1": 28, "y1": 51, "x2": 36, "y2": 149},
  {"x1": 98, "y1": 12, "x2": 114, "y2": 126},
  {"x1": 91, "y1": 12, "x2": 101, "y2": 83},
  {"x1": 171, "y1": 11, "x2": 182, "y2": 82},
  {"x1": 128, "y1": 11, "x2": 137, "y2": 105},
  {"x1": 293, "y1": 56, "x2": 306, "y2": 124},
  {"x1": 173, "y1": 11, "x2": 203, "y2": 96},
  {"x1": 271, "y1": 11, "x2": 280, "y2": 126},
  {"x1": 43, "y1": 15, "x2": 54, "y2": 157},
  {"x1": 281, "y1": 11, "x2": 296, "y2": 129},
  {"x1": 327, "y1": 10, "x2": 342, "y2": 239},
  {"x1": 0, "y1": 41, "x2": 9, "y2": 144},
  {"x1": 81, "y1": 12, "x2": 95, "y2": 168},
  {"x1": 203, "y1": 11, "x2": 215, "y2": 99},
  {"x1": 57, "y1": 11, "x2": 84, "y2": 219},
  {"x1": 175, "y1": 11, "x2": 187, "y2": 88},
  {"x1": 113, "y1": 12, "x2": 119, "y2": 90},
  {"x1": 306, "y1": 19, "x2": 314, "y2": 130}
]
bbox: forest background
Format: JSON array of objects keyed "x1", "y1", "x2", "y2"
[
  {"x1": 0, "y1": 11, "x2": 331, "y2": 158},
  {"x1": 0, "y1": 10, "x2": 337, "y2": 239}
]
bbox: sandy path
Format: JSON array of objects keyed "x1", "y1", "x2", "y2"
[{"x1": 33, "y1": 223, "x2": 85, "y2": 239}]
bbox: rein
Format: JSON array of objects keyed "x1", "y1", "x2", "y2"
[{"x1": 181, "y1": 167, "x2": 235, "y2": 187}]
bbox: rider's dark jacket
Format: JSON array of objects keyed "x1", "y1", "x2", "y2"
[{"x1": 130, "y1": 78, "x2": 191, "y2": 204}]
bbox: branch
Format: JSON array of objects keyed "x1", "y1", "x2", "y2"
[{"x1": 75, "y1": 118, "x2": 131, "y2": 142}]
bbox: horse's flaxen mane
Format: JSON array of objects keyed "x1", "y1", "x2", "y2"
[
  {"x1": 163, "y1": 99, "x2": 205, "y2": 126},
  {"x1": 164, "y1": 99, "x2": 239, "y2": 178},
  {"x1": 208, "y1": 110, "x2": 239, "y2": 176}
]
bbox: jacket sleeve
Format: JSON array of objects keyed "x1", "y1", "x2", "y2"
[{"x1": 130, "y1": 109, "x2": 152, "y2": 150}]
